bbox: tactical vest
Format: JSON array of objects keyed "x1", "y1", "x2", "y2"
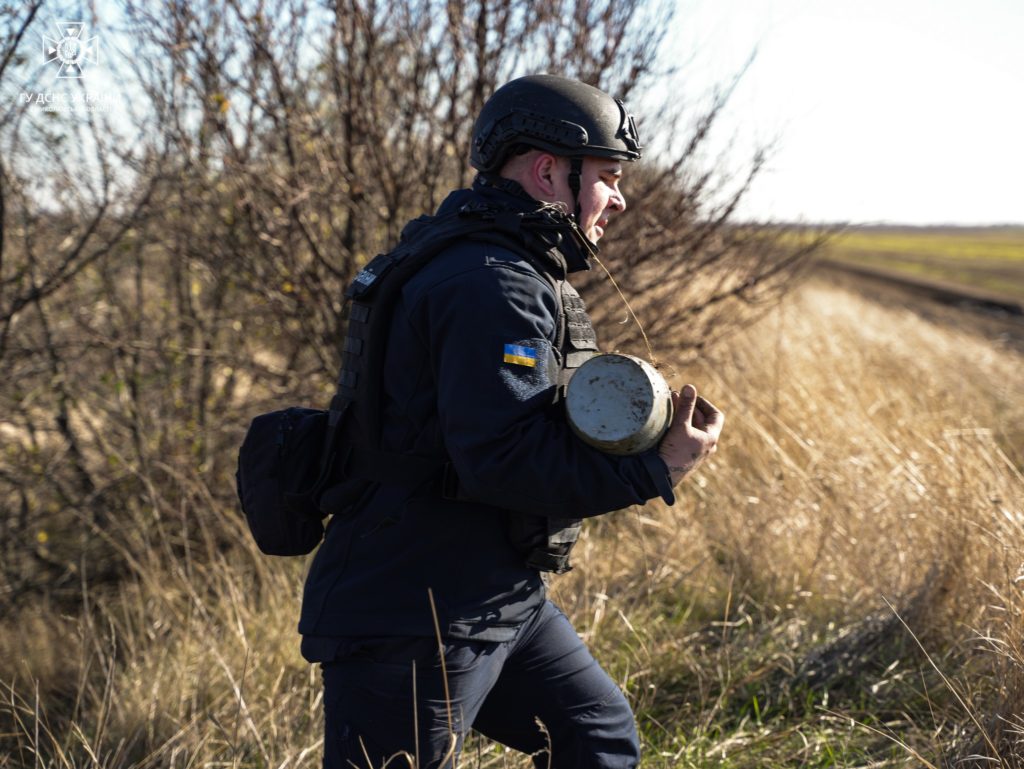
[
  {"x1": 503, "y1": 279, "x2": 597, "y2": 573},
  {"x1": 319, "y1": 201, "x2": 599, "y2": 574}
]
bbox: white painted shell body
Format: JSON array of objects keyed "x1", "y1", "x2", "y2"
[{"x1": 565, "y1": 353, "x2": 673, "y2": 455}]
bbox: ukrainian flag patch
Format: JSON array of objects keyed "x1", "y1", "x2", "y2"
[{"x1": 503, "y1": 343, "x2": 538, "y2": 368}]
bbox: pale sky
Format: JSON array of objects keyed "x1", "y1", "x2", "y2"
[
  {"x1": 23, "y1": 2, "x2": 1023, "y2": 226},
  {"x1": 667, "y1": 0, "x2": 1024, "y2": 224}
]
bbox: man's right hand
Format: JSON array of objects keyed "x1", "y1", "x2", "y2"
[{"x1": 658, "y1": 385, "x2": 724, "y2": 487}]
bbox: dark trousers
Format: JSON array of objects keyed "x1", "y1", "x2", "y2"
[{"x1": 322, "y1": 600, "x2": 640, "y2": 769}]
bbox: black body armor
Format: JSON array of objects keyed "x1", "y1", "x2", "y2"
[{"x1": 320, "y1": 199, "x2": 599, "y2": 573}]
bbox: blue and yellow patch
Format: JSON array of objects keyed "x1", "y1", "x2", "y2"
[{"x1": 503, "y1": 343, "x2": 538, "y2": 368}]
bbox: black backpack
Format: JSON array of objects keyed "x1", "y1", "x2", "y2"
[{"x1": 235, "y1": 204, "x2": 576, "y2": 556}]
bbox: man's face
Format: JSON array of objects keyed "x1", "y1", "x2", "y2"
[{"x1": 552, "y1": 156, "x2": 627, "y2": 242}]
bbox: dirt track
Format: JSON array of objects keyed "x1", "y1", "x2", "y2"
[{"x1": 815, "y1": 258, "x2": 1024, "y2": 353}]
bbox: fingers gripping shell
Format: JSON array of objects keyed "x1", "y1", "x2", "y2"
[{"x1": 566, "y1": 353, "x2": 673, "y2": 455}]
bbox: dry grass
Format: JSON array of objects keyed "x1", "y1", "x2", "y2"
[
  {"x1": 2, "y1": 276, "x2": 1022, "y2": 768},
  {"x1": 554, "y1": 276, "x2": 1024, "y2": 766}
]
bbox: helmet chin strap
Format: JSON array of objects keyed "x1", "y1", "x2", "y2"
[
  {"x1": 563, "y1": 156, "x2": 601, "y2": 257},
  {"x1": 567, "y1": 156, "x2": 583, "y2": 224}
]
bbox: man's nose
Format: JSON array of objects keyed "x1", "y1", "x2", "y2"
[{"x1": 610, "y1": 189, "x2": 626, "y2": 212}]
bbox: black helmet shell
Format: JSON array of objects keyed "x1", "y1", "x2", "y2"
[{"x1": 471, "y1": 74, "x2": 642, "y2": 173}]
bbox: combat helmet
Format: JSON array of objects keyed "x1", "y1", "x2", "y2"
[
  {"x1": 471, "y1": 74, "x2": 642, "y2": 227},
  {"x1": 471, "y1": 74, "x2": 642, "y2": 172}
]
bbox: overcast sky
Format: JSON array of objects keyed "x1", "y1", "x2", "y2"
[{"x1": 666, "y1": 0, "x2": 1024, "y2": 225}]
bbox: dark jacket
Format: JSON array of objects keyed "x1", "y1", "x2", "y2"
[{"x1": 300, "y1": 176, "x2": 673, "y2": 657}]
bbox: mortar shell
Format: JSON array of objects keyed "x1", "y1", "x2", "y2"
[{"x1": 566, "y1": 353, "x2": 673, "y2": 455}]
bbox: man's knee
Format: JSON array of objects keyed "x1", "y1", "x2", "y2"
[{"x1": 546, "y1": 683, "x2": 640, "y2": 769}]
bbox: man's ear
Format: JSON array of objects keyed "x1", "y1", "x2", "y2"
[{"x1": 531, "y1": 153, "x2": 560, "y2": 198}]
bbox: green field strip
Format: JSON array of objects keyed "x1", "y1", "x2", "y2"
[{"x1": 830, "y1": 229, "x2": 1024, "y2": 262}]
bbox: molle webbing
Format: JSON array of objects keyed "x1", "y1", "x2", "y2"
[{"x1": 559, "y1": 282, "x2": 598, "y2": 376}]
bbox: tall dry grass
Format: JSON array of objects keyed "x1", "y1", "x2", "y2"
[
  {"x1": 2, "y1": 276, "x2": 1022, "y2": 768},
  {"x1": 557, "y1": 276, "x2": 1024, "y2": 766}
]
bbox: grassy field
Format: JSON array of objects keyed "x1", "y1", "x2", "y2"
[
  {"x1": 822, "y1": 226, "x2": 1024, "y2": 301},
  {"x1": 2, "y1": 277, "x2": 1023, "y2": 767}
]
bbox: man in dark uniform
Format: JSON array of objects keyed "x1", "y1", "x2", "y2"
[{"x1": 301, "y1": 74, "x2": 724, "y2": 769}]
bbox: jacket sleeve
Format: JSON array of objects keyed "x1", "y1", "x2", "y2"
[{"x1": 407, "y1": 255, "x2": 675, "y2": 518}]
